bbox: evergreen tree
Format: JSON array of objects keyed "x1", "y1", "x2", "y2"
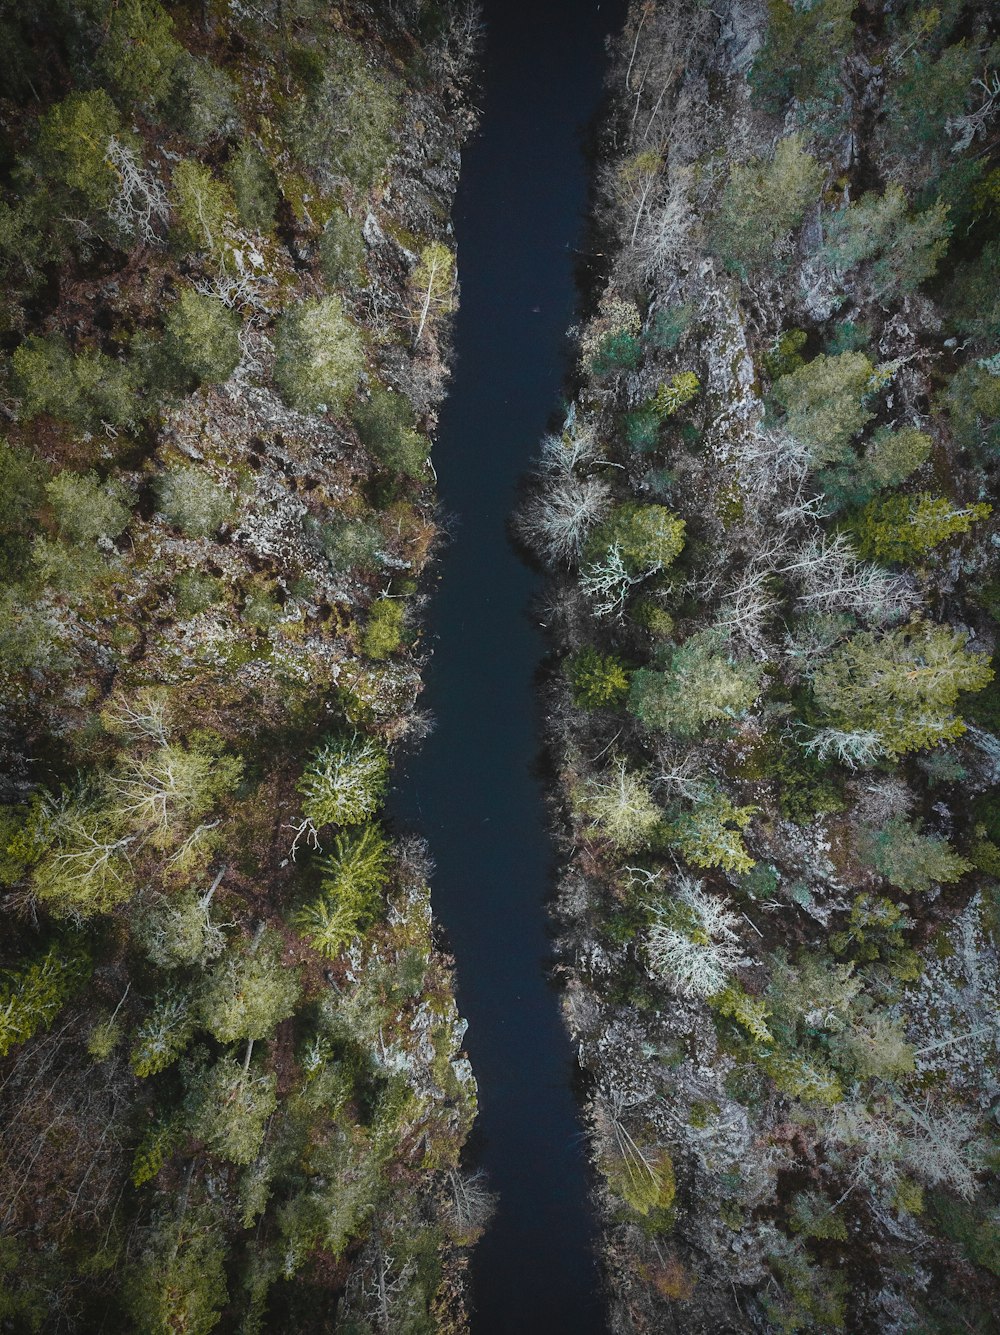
[
  {"x1": 773, "y1": 351, "x2": 875, "y2": 466},
  {"x1": 273, "y1": 295, "x2": 364, "y2": 415},
  {"x1": 714, "y1": 134, "x2": 825, "y2": 272},
  {"x1": 812, "y1": 621, "x2": 993, "y2": 754},
  {"x1": 199, "y1": 934, "x2": 301, "y2": 1044},
  {"x1": 629, "y1": 634, "x2": 761, "y2": 734}
]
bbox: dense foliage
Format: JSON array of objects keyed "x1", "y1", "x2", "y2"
[
  {"x1": 523, "y1": 0, "x2": 1000, "y2": 1330},
  {"x1": 0, "y1": 1, "x2": 480, "y2": 1330}
]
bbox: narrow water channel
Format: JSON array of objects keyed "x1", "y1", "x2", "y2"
[{"x1": 390, "y1": 2, "x2": 626, "y2": 1330}]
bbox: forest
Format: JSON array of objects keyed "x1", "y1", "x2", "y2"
[
  {"x1": 519, "y1": 0, "x2": 1000, "y2": 1330},
  {"x1": 0, "y1": 1, "x2": 482, "y2": 1330},
  {"x1": 5, "y1": 0, "x2": 1000, "y2": 1331}
]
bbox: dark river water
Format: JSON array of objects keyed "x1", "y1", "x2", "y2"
[{"x1": 389, "y1": 1, "x2": 627, "y2": 1331}]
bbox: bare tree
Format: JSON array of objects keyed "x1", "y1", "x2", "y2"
[
  {"x1": 517, "y1": 427, "x2": 611, "y2": 567},
  {"x1": 800, "y1": 726, "x2": 887, "y2": 769},
  {"x1": 579, "y1": 542, "x2": 645, "y2": 619},
  {"x1": 105, "y1": 138, "x2": 170, "y2": 245},
  {"x1": 782, "y1": 534, "x2": 916, "y2": 625},
  {"x1": 646, "y1": 877, "x2": 746, "y2": 998},
  {"x1": 445, "y1": 1167, "x2": 496, "y2": 1244}
]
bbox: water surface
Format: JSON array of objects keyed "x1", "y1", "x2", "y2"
[{"x1": 391, "y1": 2, "x2": 626, "y2": 1329}]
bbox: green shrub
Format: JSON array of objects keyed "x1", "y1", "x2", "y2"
[
  {"x1": 668, "y1": 791, "x2": 756, "y2": 873},
  {"x1": 948, "y1": 240, "x2": 1000, "y2": 342},
  {"x1": 764, "y1": 329, "x2": 807, "y2": 381},
  {"x1": 13, "y1": 335, "x2": 138, "y2": 429},
  {"x1": 567, "y1": 647, "x2": 630, "y2": 709},
  {"x1": 929, "y1": 1192, "x2": 1000, "y2": 1277},
  {"x1": 856, "y1": 817, "x2": 970, "y2": 893},
  {"x1": 353, "y1": 386, "x2": 427, "y2": 478},
  {"x1": 862, "y1": 426, "x2": 932, "y2": 489},
  {"x1": 156, "y1": 466, "x2": 235, "y2": 538},
  {"x1": 362, "y1": 598, "x2": 405, "y2": 659},
  {"x1": 773, "y1": 351, "x2": 874, "y2": 466},
  {"x1": 885, "y1": 41, "x2": 978, "y2": 152},
  {"x1": 710, "y1": 981, "x2": 773, "y2": 1043},
  {"x1": 750, "y1": 0, "x2": 853, "y2": 112},
  {"x1": 98, "y1": 0, "x2": 183, "y2": 110},
  {"x1": 854, "y1": 492, "x2": 990, "y2": 564},
  {"x1": 823, "y1": 185, "x2": 951, "y2": 298},
  {"x1": 174, "y1": 571, "x2": 223, "y2": 616},
  {"x1": 168, "y1": 52, "x2": 237, "y2": 143},
  {"x1": 225, "y1": 141, "x2": 279, "y2": 233},
  {"x1": 199, "y1": 935, "x2": 301, "y2": 1043},
  {"x1": 0, "y1": 195, "x2": 47, "y2": 296},
  {"x1": 584, "y1": 503, "x2": 685, "y2": 575},
  {"x1": 760, "y1": 1048, "x2": 843, "y2": 1105},
  {"x1": 767, "y1": 740, "x2": 844, "y2": 824},
  {"x1": 824, "y1": 319, "x2": 870, "y2": 355},
  {"x1": 163, "y1": 289, "x2": 241, "y2": 387},
  {"x1": 0, "y1": 941, "x2": 91, "y2": 1058},
  {"x1": 0, "y1": 587, "x2": 71, "y2": 673},
  {"x1": 317, "y1": 514, "x2": 383, "y2": 574},
  {"x1": 763, "y1": 1252, "x2": 848, "y2": 1333},
  {"x1": 830, "y1": 892, "x2": 920, "y2": 978},
  {"x1": 944, "y1": 363, "x2": 1000, "y2": 456},
  {"x1": 0, "y1": 440, "x2": 45, "y2": 578},
  {"x1": 812, "y1": 621, "x2": 993, "y2": 755},
  {"x1": 624, "y1": 406, "x2": 661, "y2": 452},
  {"x1": 171, "y1": 160, "x2": 238, "y2": 260},
  {"x1": 289, "y1": 40, "x2": 399, "y2": 192},
  {"x1": 624, "y1": 374, "x2": 700, "y2": 452},
  {"x1": 652, "y1": 372, "x2": 700, "y2": 416},
  {"x1": 631, "y1": 598, "x2": 675, "y2": 639},
  {"x1": 31, "y1": 89, "x2": 122, "y2": 214},
  {"x1": 298, "y1": 734, "x2": 389, "y2": 831},
  {"x1": 713, "y1": 135, "x2": 824, "y2": 273},
  {"x1": 591, "y1": 331, "x2": 642, "y2": 377},
  {"x1": 47, "y1": 471, "x2": 130, "y2": 545},
  {"x1": 645, "y1": 304, "x2": 693, "y2": 351},
  {"x1": 818, "y1": 425, "x2": 932, "y2": 512},
  {"x1": 629, "y1": 633, "x2": 761, "y2": 734},
  {"x1": 273, "y1": 295, "x2": 364, "y2": 415},
  {"x1": 320, "y1": 208, "x2": 366, "y2": 284}
]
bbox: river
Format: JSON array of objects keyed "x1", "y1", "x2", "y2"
[{"x1": 390, "y1": 1, "x2": 627, "y2": 1330}]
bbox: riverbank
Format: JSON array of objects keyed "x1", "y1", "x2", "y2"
[
  {"x1": 522, "y1": 0, "x2": 1000, "y2": 1330},
  {"x1": 0, "y1": 4, "x2": 480, "y2": 1328}
]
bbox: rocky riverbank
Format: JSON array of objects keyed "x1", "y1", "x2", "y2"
[
  {"x1": 0, "y1": 2, "x2": 482, "y2": 1329},
  {"x1": 521, "y1": 1, "x2": 1000, "y2": 1329}
]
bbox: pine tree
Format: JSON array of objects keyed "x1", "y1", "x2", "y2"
[
  {"x1": 668, "y1": 791, "x2": 756, "y2": 873},
  {"x1": 811, "y1": 621, "x2": 993, "y2": 754},
  {"x1": 629, "y1": 633, "x2": 761, "y2": 734}
]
